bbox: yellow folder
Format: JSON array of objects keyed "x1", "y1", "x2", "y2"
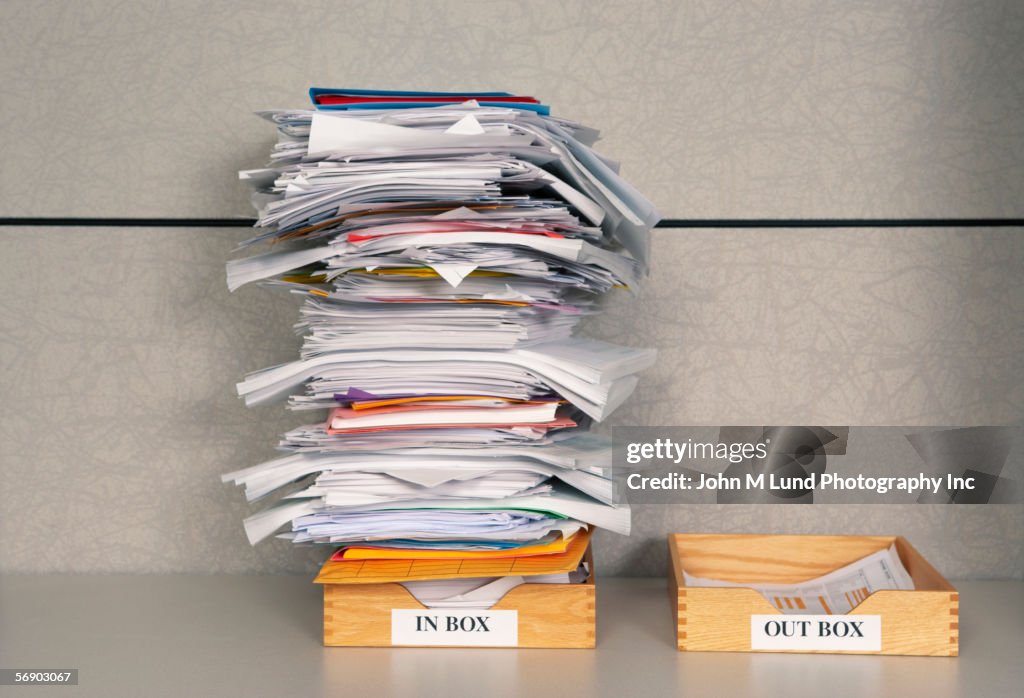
[{"x1": 336, "y1": 532, "x2": 575, "y2": 561}]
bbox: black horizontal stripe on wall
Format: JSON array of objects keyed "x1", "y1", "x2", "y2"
[{"x1": 0, "y1": 217, "x2": 1021, "y2": 228}]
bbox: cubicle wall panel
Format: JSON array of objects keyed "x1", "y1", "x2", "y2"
[
  {"x1": 1, "y1": 0, "x2": 1021, "y2": 220},
  {"x1": 0, "y1": 226, "x2": 1020, "y2": 576},
  {"x1": 590, "y1": 227, "x2": 1024, "y2": 579}
]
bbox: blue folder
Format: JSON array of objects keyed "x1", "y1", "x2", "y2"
[{"x1": 309, "y1": 87, "x2": 551, "y2": 115}]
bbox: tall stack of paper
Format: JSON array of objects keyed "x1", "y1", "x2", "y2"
[{"x1": 223, "y1": 88, "x2": 657, "y2": 609}]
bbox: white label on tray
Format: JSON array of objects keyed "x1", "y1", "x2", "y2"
[
  {"x1": 391, "y1": 609, "x2": 518, "y2": 647},
  {"x1": 750, "y1": 615, "x2": 881, "y2": 651}
]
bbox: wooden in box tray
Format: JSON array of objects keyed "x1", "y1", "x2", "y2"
[
  {"x1": 323, "y1": 546, "x2": 595, "y2": 648},
  {"x1": 669, "y1": 533, "x2": 958, "y2": 656}
]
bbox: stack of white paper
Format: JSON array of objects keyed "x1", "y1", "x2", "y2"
[{"x1": 222, "y1": 88, "x2": 657, "y2": 592}]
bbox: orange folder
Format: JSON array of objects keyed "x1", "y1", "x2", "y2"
[{"x1": 314, "y1": 527, "x2": 591, "y2": 584}]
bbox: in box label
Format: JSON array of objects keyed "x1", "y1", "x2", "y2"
[
  {"x1": 391, "y1": 609, "x2": 518, "y2": 647},
  {"x1": 750, "y1": 614, "x2": 881, "y2": 651}
]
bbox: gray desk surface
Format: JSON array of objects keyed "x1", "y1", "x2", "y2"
[{"x1": 1, "y1": 576, "x2": 1021, "y2": 698}]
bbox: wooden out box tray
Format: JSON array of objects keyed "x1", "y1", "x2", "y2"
[
  {"x1": 669, "y1": 533, "x2": 958, "y2": 656},
  {"x1": 323, "y1": 546, "x2": 595, "y2": 648}
]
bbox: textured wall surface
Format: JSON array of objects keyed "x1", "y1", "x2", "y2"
[
  {"x1": 1, "y1": 0, "x2": 1021, "y2": 579},
  {"x1": 0, "y1": 0, "x2": 1022, "y2": 219},
  {"x1": 1, "y1": 227, "x2": 1020, "y2": 578}
]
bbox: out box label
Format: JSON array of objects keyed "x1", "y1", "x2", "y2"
[{"x1": 750, "y1": 615, "x2": 881, "y2": 651}]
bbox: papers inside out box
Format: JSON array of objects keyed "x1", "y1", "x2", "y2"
[
  {"x1": 669, "y1": 533, "x2": 958, "y2": 656},
  {"x1": 319, "y1": 544, "x2": 595, "y2": 648}
]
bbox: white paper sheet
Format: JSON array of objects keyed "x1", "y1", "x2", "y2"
[{"x1": 683, "y1": 545, "x2": 915, "y2": 615}]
